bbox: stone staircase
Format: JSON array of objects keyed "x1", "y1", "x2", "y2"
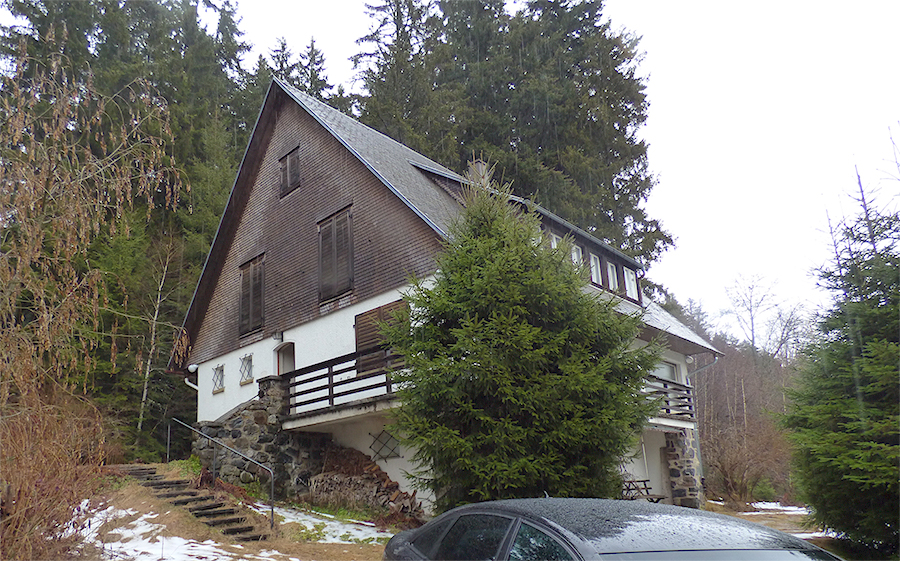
[{"x1": 116, "y1": 464, "x2": 269, "y2": 542}]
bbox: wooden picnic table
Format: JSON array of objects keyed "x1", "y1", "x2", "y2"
[{"x1": 622, "y1": 479, "x2": 667, "y2": 503}]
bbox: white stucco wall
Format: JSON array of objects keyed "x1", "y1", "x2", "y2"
[
  {"x1": 621, "y1": 429, "x2": 672, "y2": 503},
  {"x1": 196, "y1": 287, "x2": 410, "y2": 422}
]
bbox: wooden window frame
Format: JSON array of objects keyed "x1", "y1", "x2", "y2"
[
  {"x1": 623, "y1": 267, "x2": 640, "y2": 302},
  {"x1": 280, "y1": 146, "x2": 301, "y2": 196},
  {"x1": 239, "y1": 255, "x2": 265, "y2": 335},
  {"x1": 318, "y1": 207, "x2": 353, "y2": 302},
  {"x1": 570, "y1": 244, "x2": 583, "y2": 266},
  {"x1": 589, "y1": 253, "x2": 603, "y2": 286}
]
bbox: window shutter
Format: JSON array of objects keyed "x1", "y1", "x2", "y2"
[
  {"x1": 319, "y1": 220, "x2": 335, "y2": 300},
  {"x1": 239, "y1": 266, "x2": 251, "y2": 333},
  {"x1": 334, "y1": 211, "x2": 352, "y2": 295},
  {"x1": 289, "y1": 149, "x2": 300, "y2": 188},
  {"x1": 280, "y1": 157, "x2": 288, "y2": 195},
  {"x1": 319, "y1": 209, "x2": 352, "y2": 301},
  {"x1": 355, "y1": 300, "x2": 407, "y2": 374},
  {"x1": 251, "y1": 260, "x2": 264, "y2": 328}
]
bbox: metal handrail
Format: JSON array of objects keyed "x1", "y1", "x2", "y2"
[{"x1": 168, "y1": 417, "x2": 275, "y2": 530}]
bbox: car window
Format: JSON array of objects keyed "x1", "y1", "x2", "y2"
[
  {"x1": 434, "y1": 514, "x2": 514, "y2": 561},
  {"x1": 508, "y1": 522, "x2": 576, "y2": 561},
  {"x1": 411, "y1": 517, "x2": 453, "y2": 558}
]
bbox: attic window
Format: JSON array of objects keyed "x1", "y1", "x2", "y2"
[
  {"x1": 280, "y1": 147, "x2": 301, "y2": 196},
  {"x1": 589, "y1": 253, "x2": 603, "y2": 285},
  {"x1": 624, "y1": 268, "x2": 639, "y2": 300}
]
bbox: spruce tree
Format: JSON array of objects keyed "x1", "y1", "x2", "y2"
[
  {"x1": 383, "y1": 168, "x2": 659, "y2": 511},
  {"x1": 355, "y1": 0, "x2": 671, "y2": 263},
  {"x1": 783, "y1": 187, "x2": 899, "y2": 554}
]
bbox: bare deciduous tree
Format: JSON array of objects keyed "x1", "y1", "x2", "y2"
[{"x1": 0, "y1": 37, "x2": 180, "y2": 559}]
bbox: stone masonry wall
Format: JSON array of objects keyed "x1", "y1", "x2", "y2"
[
  {"x1": 665, "y1": 429, "x2": 703, "y2": 508},
  {"x1": 192, "y1": 375, "x2": 329, "y2": 498}
]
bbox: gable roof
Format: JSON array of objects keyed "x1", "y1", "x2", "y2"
[
  {"x1": 176, "y1": 79, "x2": 717, "y2": 365},
  {"x1": 278, "y1": 81, "x2": 463, "y2": 237}
]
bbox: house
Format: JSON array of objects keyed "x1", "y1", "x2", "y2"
[{"x1": 174, "y1": 78, "x2": 720, "y2": 510}]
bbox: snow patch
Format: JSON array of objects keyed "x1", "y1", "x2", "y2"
[
  {"x1": 81, "y1": 501, "x2": 393, "y2": 561},
  {"x1": 748, "y1": 502, "x2": 811, "y2": 515},
  {"x1": 248, "y1": 503, "x2": 393, "y2": 544}
]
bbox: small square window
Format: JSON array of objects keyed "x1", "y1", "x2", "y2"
[
  {"x1": 212, "y1": 365, "x2": 224, "y2": 393},
  {"x1": 369, "y1": 430, "x2": 401, "y2": 460},
  {"x1": 239, "y1": 355, "x2": 253, "y2": 385}
]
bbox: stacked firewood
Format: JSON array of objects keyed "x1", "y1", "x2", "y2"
[{"x1": 309, "y1": 444, "x2": 423, "y2": 517}]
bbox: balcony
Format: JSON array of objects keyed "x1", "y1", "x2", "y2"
[
  {"x1": 643, "y1": 375, "x2": 695, "y2": 421},
  {"x1": 282, "y1": 346, "x2": 401, "y2": 422},
  {"x1": 281, "y1": 348, "x2": 695, "y2": 424}
]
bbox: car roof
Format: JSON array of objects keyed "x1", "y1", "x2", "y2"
[{"x1": 448, "y1": 498, "x2": 823, "y2": 555}]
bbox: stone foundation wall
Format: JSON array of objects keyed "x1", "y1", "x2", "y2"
[
  {"x1": 191, "y1": 375, "x2": 329, "y2": 498},
  {"x1": 665, "y1": 429, "x2": 703, "y2": 508}
]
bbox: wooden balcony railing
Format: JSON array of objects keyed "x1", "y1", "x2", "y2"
[
  {"x1": 643, "y1": 375, "x2": 695, "y2": 421},
  {"x1": 282, "y1": 345, "x2": 402, "y2": 421},
  {"x1": 281, "y1": 350, "x2": 694, "y2": 423}
]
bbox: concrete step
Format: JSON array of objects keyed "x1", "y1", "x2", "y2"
[
  {"x1": 234, "y1": 534, "x2": 269, "y2": 542},
  {"x1": 142, "y1": 479, "x2": 190, "y2": 489},
  {"x1": 118, "y1": 467, "x2": 158, "y2": 476}
]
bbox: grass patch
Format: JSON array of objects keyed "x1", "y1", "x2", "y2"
[
  {"x1": 287, "y1": 501, "x2": 380, "y2": 524},
  {"x1": 166, "y1": 455, "x2": 202, "y2": 478}
]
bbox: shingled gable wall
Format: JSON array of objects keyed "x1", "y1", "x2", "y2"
[{"x1": 188, "y1": 92, "x2": 444, "y2": 365}]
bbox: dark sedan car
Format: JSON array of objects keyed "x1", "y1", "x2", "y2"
[{"x1": 383, "y1": 498, "x2": 842, "y2": 560}]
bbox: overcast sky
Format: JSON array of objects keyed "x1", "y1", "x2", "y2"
[{"x1": 224, "y1": 0, "x2": 898, "y2": 339}]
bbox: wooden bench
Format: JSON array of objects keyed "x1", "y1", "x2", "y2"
[{"x1": 622, "y1": 479, "x2": 666, "y2": 503}]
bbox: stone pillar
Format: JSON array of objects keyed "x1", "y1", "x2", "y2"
[
  {"x1": 665, "y1": 429, "x2": 703, "y2": 508},
  {"x1": 257, "y1": 374, "x2": 287, "y2": 419}
]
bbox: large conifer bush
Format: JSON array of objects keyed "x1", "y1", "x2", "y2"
[{"x1": 383, "y1": 170, "x2": 658, "y2": 511}]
